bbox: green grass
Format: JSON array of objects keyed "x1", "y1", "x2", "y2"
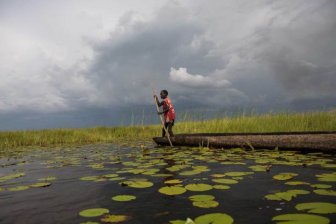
[{"x1": 0, "y1": 110, "x2": 335, "y2": 151}]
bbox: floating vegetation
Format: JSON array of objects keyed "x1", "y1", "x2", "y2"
[
  {"x1": 0, "y1": 172, "x2": 25, "y2": 182},
  {"x1": 273, "y1": 173, "x2": 298, "y2": 181},
  {"x1": 120, "y1": 180, "x2": 153, "y2": 188},
  {"x1": 1, "y1": 141, "x2": 335, "y2": 223},
  {"x1": 189, "y1": 195, "x2": 219, "y2": 208},
  {"x1": 79, "y1": 208, "x2": 109, "y2": 217},
  {"x1": 111, "y1": 195, "x2": 136, "y2": 202},
  {"x1": 194, "y1": 213, "x2": 234, "y2": 224},
  {"x1": 212, "y1": 178, "x2": 238, "y2": 184},
  {"x1": 314, "y1": 189, "x2": 336, "y2": 196},
  {"x1": 30, "y1": 182, "x2": 51, "y2": 188},
  {"x1": 185, "y1": 184, "x2": 213, "y2": 192},
  {"x1": 316, "y1": 172, "x2": 336, "y2": 182},
  {"x1": 272, "y1": 213, "x2": 330, "y2": 224},
  {"x1": 159, "y1": 186, "x2": 186, "y2": 196},
  {"x1": 100, "y1": 214, "x2": 131, "y2": 223},
  {"x1": 295, "y1": 202, "x2": 336, "y2": 214},
  {"x1": 7, "y1": 185, "x2": 30, "y2": 191},
  {"x1": 265, "y1": 190, "x2": 310, "y2": 201},
  {"x1": 164, "y1": 179, "x2": 183, "y2": 184}
]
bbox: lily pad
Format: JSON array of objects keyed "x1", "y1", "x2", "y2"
[
  {"x1": 224, "y1": 171, "x2": 253, "y2": 177},
  {"x1": 185, "y1": 184, "x2": 213, "y2": 192},
  {"x1": 194, "y1": 213, "x2": 234, "y2": 224},
  {"x1": 38, "y1": 176, "x2": 56, "y2": 181},
  {"x1": 101, "y1": 214, "x2": 131, "y2": 223},
  {"x1": 159, "y1": 186, "x2": 186, "y2": 195},
  {"x1": 249, "y1": 165, "x2": 267, "y2": 172},
  {"x1": 30, "y1": 182, "x2": 51, "y2": 188},
  {"x1": 79, "y1": 208, "x2": 109, "y2": 217},
  {"x1": 273, "y1": 173, "x2": 298, "y2": 181},
  {"x1": 296, "y1": 202, "x2": 336, "y2": 214},
  {"x1": 213, "y1": 185, "x2": 230, "y2": 190},
  {"x1": 193, "y1": 200, "x2": 219, "y2": 208},
  {"x1": 189, "y1": 195, "x2": 215, "y2": 202},
  {"x1": 8, "y1": 186, "x2": 29, "y2": 191},
  {"x1": 265, "y1": 190, "x2": 309, "y2": 201},
  {"x1": 212, "y1": 178, "x2": 238, "y2": 184},
  {"x1": 285, "y1": 181, "x2": 309, "y2": 186},
  {"x1": 311, "y1": 184, "x2": 332, "y2": 189},
  {"x1": 80, "y1": 176, "x2": 100, "y2": 181},
  {"x1": 316, "y1": 172, "x2": 336, "y2": 182},
  {"x1": 112, "y1": 195, "x2": 136, "y2": 202},
  {"x1": 272, "y1": 213, "x2": 330, "y2": 224},
  {"x1": 0, "y1": 172, "x2": 25, "y2": 182},
  {"x1": 314, "y1": 189, "x2": 336, "y2": 196},
  {"x1": 164, "y1": 179, "x2": 183, "y2": 184},
  {"x1": 120, "y1": 180, "x2": 153, "y2": 188}
]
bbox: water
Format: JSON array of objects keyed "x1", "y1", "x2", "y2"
[{"x1": 0, "y1": 144, "x2": 335, "y2": 224}]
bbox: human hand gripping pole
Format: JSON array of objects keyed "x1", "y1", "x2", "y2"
[{"x1": 152, "y1": 88, "x2": 173, "y2": 147}]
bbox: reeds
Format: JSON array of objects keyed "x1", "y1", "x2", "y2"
[{"x1": 0, "y1": 110, "x2": 335, "y2": 150}]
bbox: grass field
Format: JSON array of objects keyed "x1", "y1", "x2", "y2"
[{"x1": 0, "y1": 110, "x2": 335, "y2": 151}]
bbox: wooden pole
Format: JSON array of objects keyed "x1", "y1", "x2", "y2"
[{"x1": 152, "y1": 86, "x2": 173, "y2": 147}]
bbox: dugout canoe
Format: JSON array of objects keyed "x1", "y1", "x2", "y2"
[{"x1": 153, "y1": 131, "x2": 336, "y2": 152}]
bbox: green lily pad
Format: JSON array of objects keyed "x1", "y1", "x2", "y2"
[
  {"x1": 211, "y1": 174, "x2": 226, "y2": 178},
  {"x1": 213, "y1": 185, "x2": 230, "y2": 190},
  {"x1": 166, "y1": 165, "x2": 189, "y2": 172},
  {"x1": 272, "y1": 213, "x2": 330, "y2": 224},
  {"x1": 80, "y1": 176, "x2": 100, "y2": 181},
  {"x1": 296, "y1": 202, "x2": 336, "y2": 214},
  {"x1": 8, "y1": 186, "x2": 29, "y2": 191},
  {"x1": 224, "y1": 172, "x2": 253, "y2": 177},
  {"x1": 265, "y1": 190, "x2": 309, "y2": 201},
  {"x1": 249, "y1": 165, "x2": 267, "y2": 172},
  {"x1": 273, "y1": 173, "x2": 298, "y2": 181},
  {"x1": 79, "y1": 208, "x2": 109, "y2": 217},
  {"x1": 194, "y1": 213, "x2": 234, "y2": 224},
  {"x1": 30, "y1": 182, "x2": 51, "y2": 188},
  {"x1": 102, "y1": 174, "x2": 119, "y2": 178},
  {"x1": 189, "y1": 195, "x2": 215, "y2": 202},
  {"x1": 285, "y1": 181, "x2": 309, "y2": 186},
  {"x1": 0, "y1": 172, "x2": 25, "y2": 182},
  {"x1": 321, "y1": 164, "x2": 336, "y2": 168},
  {"x1": 112, "y1": 195, "x2": 136, "y2": 202},
  {"x1": 316, "y1": 172, "x2": 336, "y2": 182},
  {"x1": 38, "y1": 176, "x2": 56, "y2": 181},
  {"x1": 311, "y1": 184, "x2": 332, "y2": 189},
  {"x1": 212, "y1": 178, "x2": 238, "y2": 184},
  {"x1": 159, "y1": 186, "x2": 186, "y2": 195},
  {"x1": 314, "y1": 189, "x2": 336, "y2": 196},
  {"x1": 120, "y1": 180, "x2": 153, "y2": 188},
  {"x1": 185, "y1": 184, "x2": 213, "y2": 192},
  {"x1": 101, "y1": 214, "x2": 131, "y2": 222},
  {"x1": 164, "y1": 179, "x2": 182, "y2": 184},
  {"x1": 193, "y1": 200, "x2": 219, "y2": 208}
]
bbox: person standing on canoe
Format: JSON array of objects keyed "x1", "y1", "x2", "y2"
[{"x1": 154, "y1": 90, "x2": 175, "y2": 137}]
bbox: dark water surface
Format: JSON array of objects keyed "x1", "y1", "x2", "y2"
[{"x1": 0, "y1": 143, "x2": 335, "y2": 224}]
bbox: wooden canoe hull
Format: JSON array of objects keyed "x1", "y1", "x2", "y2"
[{"x1": 153, "y1": 131, "x2": 336, "y2": 152}]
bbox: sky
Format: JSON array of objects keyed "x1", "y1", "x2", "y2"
[{"x1": 0, "y1": 0, "x2": 335, "y2": 130}]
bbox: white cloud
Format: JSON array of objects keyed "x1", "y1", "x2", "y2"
[{"x1": 169, "y1": 67, "x2": 231, "y2": 88}]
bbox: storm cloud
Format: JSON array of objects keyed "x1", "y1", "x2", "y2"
[{"x1": 0, "y1": 0, "x2": 335, "y2": 129}]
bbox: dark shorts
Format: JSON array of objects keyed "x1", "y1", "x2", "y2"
[{"x1": 164, "y1": 120, "x2": 174, "y2": 128}]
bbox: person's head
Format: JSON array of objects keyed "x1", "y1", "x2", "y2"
[{"x1": 160, "y1": 90, "x2": 168, "y2": 99}]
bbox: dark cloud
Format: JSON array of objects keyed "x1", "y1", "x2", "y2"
[{"x1": 1, "y1": 0, "x2": 336, "y2": 130}]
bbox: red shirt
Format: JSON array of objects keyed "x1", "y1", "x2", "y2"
[{"x1": 163, "y1": 97, "x2": 175, "y2": 122}]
